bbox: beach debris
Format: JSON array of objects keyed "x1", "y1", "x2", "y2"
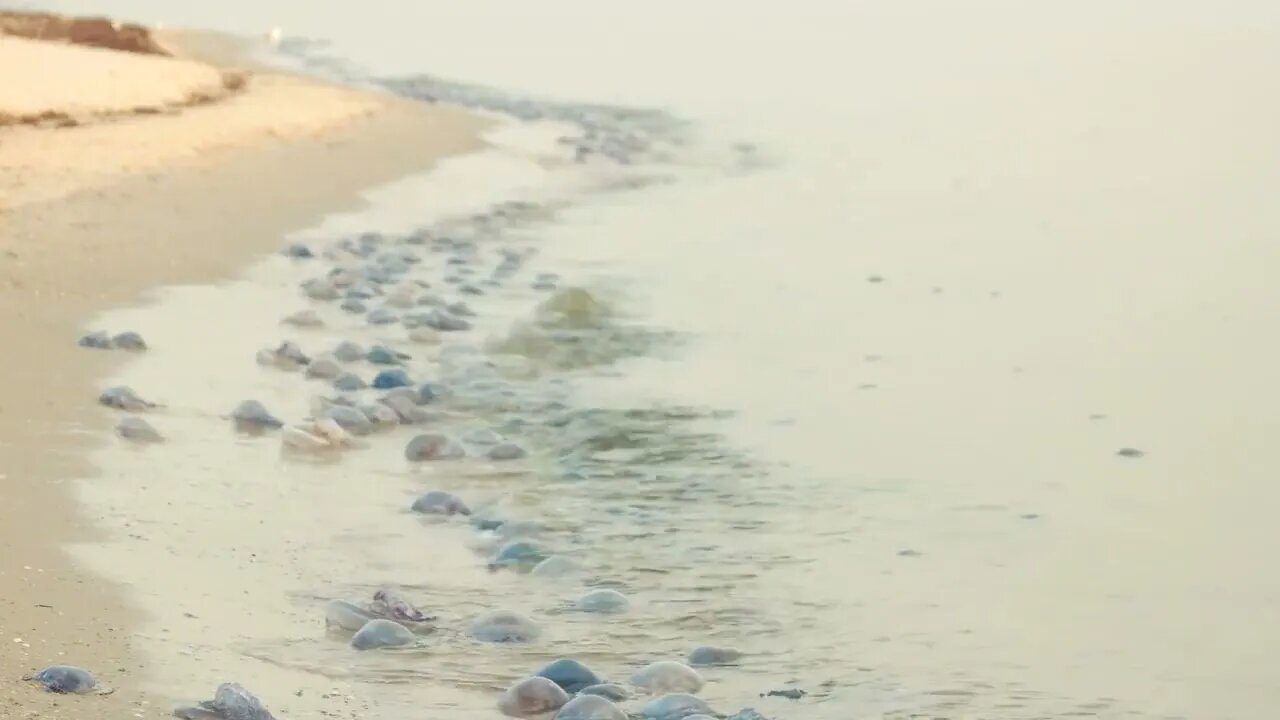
[
  {"x1": 630, "y1": 661, "x2": 704, "y2": 694},
  {"x1": 282, "y1": 309, "x2": 324, "y2": 328},
  {"x1": 230, "y1": 400, "x2": 283, "y2": 431},
  {"x1": 111, "y1": 331, "x2": 148, "y2": 350},
  {"x1": 404, "y1": 433, "x2": 463, "y2": 461},
  {"x1": 498, "y1": 676, "x2": 569, "y2": 717},
  {"x1": 115, "y1": 416, "x2": 163, "y2": 443},
  {"x1": 25, "y1": 665, "x2": 112, "y2": 695},
  {"x1": 372, "y1": 368, "x2": 413, "y2": 389},
  {"x1": 578, "y1": 684, "x2": 631, "y2": 702},
  {"x1": 488, "y1": 541, "x2": 546, "y2": 570},
  {"x1": 468, "y1": 610, "x2": 541, "y2": 643},
  {"x1": 687, "y1": 646, "x2": 743, "y2": 666},
  {"x1": 530, "y1": 556, "x2": 580, "y2": 578},
  {"x1": 639, "y1": 694, "x2": 714, "y2": 720},
  {"x1": 411, "y1": 490, "x2": 471, "y2": 516},
  {"x1": 534, "y1": 658, "x2": 602, "y2": 693},
  {"x1": 78, "y1": 331, "x2": 112, "y2": 349},
  {"x1": 576, "y1": 588, "x2": 629, "y2": 614},
  {"x1": 554, "y1": 694, "x2": 627, "y2": 720},
  {"x1": 98, "y1": 386, "x2": 155, "y2": 412},
  {"x1": 350, "y1": 618, "x2": 415, "y2": 650},
  {"x1": 173, "y1": 682, "x2": 275, "y2": 720},
  {"x1": 487, "y1": 442, "x2": 527, "y2": 461}
]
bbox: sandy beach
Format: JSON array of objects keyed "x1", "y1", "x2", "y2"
[{"x1": 0, "y1": 14, "x2": 486, "y2": 717}]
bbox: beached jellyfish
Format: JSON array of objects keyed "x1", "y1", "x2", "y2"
[
  {"x1": 404, "y1": 433, "x2": 463, "y2": 461},
  {"x1": 468, "y1": 610, "x2": 541, "y2": 643},
  {"x1": 489, "y1": 541, "x2": 546, "y2": 570},
  {"x1": 498, "y1": 676, "x2": 568, "y2": 718},
  {"x1": 27, "y1": 665, "x2": 110, "y2": 694},
  {"x1": 332, "y1": 340, "x2": 364, "y2": 362},
  {"x1": 630, "y1": 662, "x2": 704, "y2": 695},
  {"x1": 425, "y1": 309, "x2": 471, "y2": 332},
  {"x1": 687, "y1": 646, "x2": 743, "y2": 666},
  {"x1": 282, "y1": 309, "x2": 324, "y2": 328},
  {"x1": 366, "y1": 345, "x2": 406, "y2": 366},
  {"x1": 99, "y1": 386, "x2": 156, "y2": 412},
  {"x1": 530, "y1": 556, "x2": 580, "y2": 578},
  {"x1": 302, "y1": 278, "x2": 339, "y2": 301},
  {"x1": 333, "y1": 372, "x2": 366, "y2": 392},
  {"x1": 325, "y1": 599, "x2": 375, "y2": 632},
  {"x1": 173, "y1": 683, "x2": 275, "y2": 720},
  {"x1": 578, "y1": 684, "x2": 630, "y2": 702},
  {"x1": 577, "y1": 588, "x2": 629, "y2": 614},
  {"x1": 361, "y1": 403, "x2": 400, "y2": 429},
  {"x1": 324, "y1": 405, "x2": 374, "y2": 436},
  {"x1": 78, "y1": 331, "x2": 112, "y2": 349},
  {"x1": 534, "y1": 658, "x2": 602, "y2": 693},
  {"x1": 554, "y1": 694, "x2": 627, "y2": 720},
  {"x1": 369, "y1": 589, "x2": 435, "y2": 623},
  {"x1": 115, "y1": 416, "x2": 163, "y2": 443},
  {"x1": 282, "y1": 243, "x2": 313, "y2": 259},
  {"x1": 639, "y1": 694, "x2": 714, "y2": 720},
  {"x1": 487, "y1": 442, "x2": 527, "y2": 461},
  {"x1": 408, "y1": 327, "x2": 441, "y2": 344},
  {"x1": 411, "y1": 490, "x2": 471, "y2": 516},
  {"x1": 340, "y1": 299, "x2": 367, "y2": 314},
  {"x1": 230, "y1": 400, "x2": 283, "y2": 431},
  {"x1": 110, "y1": 331, "x2": 147, "y2": 350},
  {"x1": 305, "y1": 358, "x2": 342, "y2": 380},
  {"x1": 366, "y1": 308, "x2": 399, "y2": 325},
  {"x1": 350, "y1": 618, "x2": 415, "y2": 650}
]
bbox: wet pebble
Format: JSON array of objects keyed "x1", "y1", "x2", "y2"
[
  {"x1": 687, "y1": 646, "x2": 743, "y2": 666},
  {"x1": 99, "y1": 386, "x2": 155, "y2": 412},
  {"x1": 468, "y1": 610, "x2": 541, "y2": 643},
  {"x1": 498, "y1": 676, "x2": 568, "y2": 718},
  {"x1": 534, "y1": 658, "x2": 601, "y2": 693},
  {"x1": 115, "y1": 416, "x2": 163, "y2": 443},
  {"x1": 350, "y1": 618, "x2": 415, "y2": 650},
  {"x1": 411, "y1": 490, "x2": 471, "y2": 516},
  {"x1": 630, "y1": 661, "x2": 704, "y2": 694}
]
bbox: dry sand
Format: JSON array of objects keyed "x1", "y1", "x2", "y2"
[{"x1": 0, "y1": 21, "x2": 487, "y2": 719}]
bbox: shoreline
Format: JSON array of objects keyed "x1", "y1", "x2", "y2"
[{"x1": 0, "y1": 20, "x2": 490, "y2": 718}]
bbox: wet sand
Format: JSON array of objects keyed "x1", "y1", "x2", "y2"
[{"x1": 0, "y1": 20, "x2": 487, "y2": 718}]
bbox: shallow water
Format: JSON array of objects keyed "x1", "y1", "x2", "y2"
[{"x1": 34, "y1": 0, "x2": 1280, "y2": 717}]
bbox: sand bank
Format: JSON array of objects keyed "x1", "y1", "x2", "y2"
[{"x1": 0, "y1": 21, "x2": 488, "y2": 719}]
